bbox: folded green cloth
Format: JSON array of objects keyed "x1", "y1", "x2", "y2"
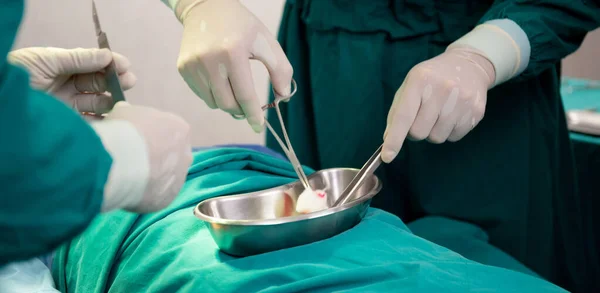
[
  {"x1": 52, "y1": 148, "x2": 567, "y2": 292},
  {"x1": 408, "y1": 216, "x2": 540, "y2": 278}
]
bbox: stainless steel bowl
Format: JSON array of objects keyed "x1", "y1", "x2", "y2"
[{"x1": 194, "y1": 168, "x2": 382, "y2": 256}]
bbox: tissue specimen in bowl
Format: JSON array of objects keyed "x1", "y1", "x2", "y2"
[{"x1": 296, "y1": 189, "x2": 328, "y2": 214}]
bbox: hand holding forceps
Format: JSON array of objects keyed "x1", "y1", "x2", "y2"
[{"x1": 232, "y1": 80, "x2": 312, "y2": 191}]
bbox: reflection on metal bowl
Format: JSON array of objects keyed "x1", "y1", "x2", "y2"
[{"x1": 194, "y1": 168, "x2": 382, "y2": 257}]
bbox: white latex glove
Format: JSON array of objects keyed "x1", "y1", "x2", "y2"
[
  {"x1": 382, "y1": 47, "x2": 496, "y2": 163},
  {"x1": 8, "y1": 47, "x2": 136, "y2": 114},
  {"x1": 382, "y1": 19, "x2": 531, "y2": 163},
  {"x1": 92, "y1": 102, "x2": 193, "y2": 213},
  {"x1": 173, "y1": 0, "x2": 293, "y2": 132}
]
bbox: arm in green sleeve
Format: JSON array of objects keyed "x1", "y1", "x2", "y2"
[
  {"x1": 0, "y1": 63, "x2": 112, "y2": 265},
  {"x1": 479, "y1": 0, "x2": 600, "y2": 79}
]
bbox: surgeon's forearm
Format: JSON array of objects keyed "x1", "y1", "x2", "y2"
[
  {"x1": 0, "y1": 65, "x2": 110, "y2": 265},
  {"x1": 89, "y1": 120, "x2": 149, "y2": 213},
  {"x1": 477, "y1": 0, "x2": 600, "y2": 80}
]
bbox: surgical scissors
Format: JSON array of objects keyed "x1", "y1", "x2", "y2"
[{"x1": 232, "y1": 80, "x2": 312, "y2": 191}]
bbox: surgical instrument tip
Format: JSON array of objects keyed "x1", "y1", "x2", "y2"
[
  {"x1": 92, "y1": 0, "x2": 102, "y2": 36},
  {"x1": 332, "y1": 144, "x2": 383, "y2": 208}
]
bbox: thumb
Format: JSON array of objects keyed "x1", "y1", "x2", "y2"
[{"x1": 55, "y1": 48, "x2": 114, "y2": 74}]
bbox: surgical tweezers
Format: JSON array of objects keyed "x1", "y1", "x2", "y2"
[
  {"x1": 232, "y1": 80, "x2": 312, "y2": 190},
  {"x1": 332, "y1": 144, "x2": 383, "y2": 208}
]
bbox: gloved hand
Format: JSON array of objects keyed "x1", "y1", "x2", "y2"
[
  {"x1": 382, "y1": 47, "x2": 496, "y2": 163},
  {"x1": 8, "y1": 47, "x2": 136, "y2": 114},
  {"x1": 174, "y1": 0, "x2": 293, "y2": 132},
  {"x1": 93, "y1": 102, "x2": 193, "y2": 213}
]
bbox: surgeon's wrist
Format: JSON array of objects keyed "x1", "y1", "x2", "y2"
[
  {"x1": 448, "y1": 19, "x2": 530, "y2": 88},
  {"x1": 90, "y1": 120, "x2": 150, "y2": 213},
  {"x1": 170, "y1": 0, "x2": 210, "y2": 23}
]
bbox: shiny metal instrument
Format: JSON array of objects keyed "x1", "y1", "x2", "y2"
[
  {"x1": 332, "y1": 144, "x2": 383, "y2": 208},
  {"x1": 566, "y1": 109, "x2": 600, "y2": 136},
  {"x1": 233, "y1": 79, "x2": 311, "y2": 190},
  {"x1": 194, "y1": 167, "x2": 382, "y2": 256},
  {"x1": 92, "y1": 0, "x2": 126, "y2": 103}
]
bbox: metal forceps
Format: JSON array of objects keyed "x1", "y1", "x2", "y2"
[
  {"x1": 92, "y1": 0, "x2": 126, "y2": 103},
  {"x1": 232, "y1": 79, "x2": 312, "y2": 190}
]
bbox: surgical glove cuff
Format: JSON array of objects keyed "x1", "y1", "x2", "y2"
[
  {"x1": 169, "y1": 0, "x2": 210, "y2": 23},
  {"x1": 161, "y1": 0, "x2": 180, "y2": 11},
  {"x1": 448, "y1": 19, "x2": 531, "y2": 87},
  {"x1": 90, "y1": 120, "x2": 150, "y2": 213}
]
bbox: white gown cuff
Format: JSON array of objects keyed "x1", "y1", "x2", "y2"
[
  {"x1": 90, "y1": 120, "x2": 150, "y2": 213},
  {"x1": 448, "y1": 19, "x2": 531, "y2": 87}
]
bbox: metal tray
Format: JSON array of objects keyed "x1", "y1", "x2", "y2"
[{"x1": 194, "y1": 168, "x2": 382, "y2": 256}]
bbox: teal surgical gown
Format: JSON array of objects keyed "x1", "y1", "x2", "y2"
[
  {"x1": 266, "y1": 1, "x2": 600, "y2": 292},
  {"x1": 0, "y1": 1, "x2": 111, "y2": 265}
]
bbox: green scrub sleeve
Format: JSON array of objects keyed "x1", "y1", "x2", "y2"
[
  {"x1": 479, "y1": 0, "x2": 600, "y2": 80},
  {"x1": 0, "y1": 63, "x2": 112, "y2": 265}
]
